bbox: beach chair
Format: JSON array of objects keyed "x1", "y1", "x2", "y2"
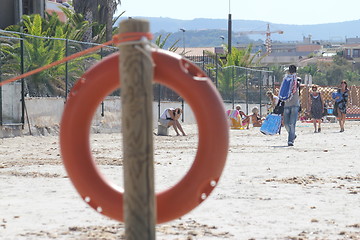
[{"x1": 226, "y1": 110, "x2": 246, "y2": 129}]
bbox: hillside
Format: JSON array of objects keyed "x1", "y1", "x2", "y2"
[{"x1": 117, "y1": 17, "x2": 360, "y2": 47}]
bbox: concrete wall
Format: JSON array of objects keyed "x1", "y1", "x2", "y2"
[
  {"x1": 20, "y1": 97, "x2": 200, "y2": 136},
  {"x1": 1, "y1": 95, "x2": 268, "y2": 138},
  {"x1": 1, "y1": 83, "x2": 22, "y2": 124}
]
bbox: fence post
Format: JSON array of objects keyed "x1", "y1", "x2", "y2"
[
  {"x1": 100, "y1": 47, "x2": 104, "y2": 117},
  {"x1": 181, "y1": 99, "x2": 184, "y2": 122},
  {"x1": 215, "y1": 53, "x2": 218, "y2": 88},
  {"x1": 65, "y1": 38, "x2": 69, "y2": 102},
  {"x1": 20, "y1": 34, "x2": 25, "y2": 128},
  {"x1": 232, "y1": 66, "x2": 235, "y2": 109},
  {"x1": 259, "y1": 71, "x2": 262, "y2": 116},
  {"x1": 202, "y1": 50, "x2": 205, "y2": 70},
  {"x1": 119, "y1": 19, "x2": 156, "y2": 240},
  {"x1": 0, "y1": 43, "x2": 2, "y2": 125},
  {"x1": 245, "y1": 69, "x2": 249, "y2": 112},
  {"x1": 157, "y1": 84, "x2": 161, "y2": 119}
]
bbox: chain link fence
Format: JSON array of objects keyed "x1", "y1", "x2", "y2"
[
  {"x1": 0, "y1": 29, "x2": 118, "y2": 98},
  {"x1": 4, "y1": 30, "x2": 359, "y2": 130},
  {"x1": 0, "y1": 31, "x2": 277, "y2": 127}
]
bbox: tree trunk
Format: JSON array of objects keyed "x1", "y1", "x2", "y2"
[{"x1": 83, "y1": 10, "x2": 93, "y2": 43}]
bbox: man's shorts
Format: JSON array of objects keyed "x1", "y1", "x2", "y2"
[{"x1": 158, "y1": 118, "x2": 171, "y2": 127}]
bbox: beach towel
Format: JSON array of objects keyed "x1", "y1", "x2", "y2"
[
  {"x1": 279, "y1": 74, "x2": 297, "y2": 102},
  {"x1": 226, "y1": 110, "x2": 239, "y2": 120},
  {"x1": 226, "y1": 110, "x2": 246, "y2": 129},
  {"x1": 260, "y1": 114, "x2": 282, "y2": 135}
]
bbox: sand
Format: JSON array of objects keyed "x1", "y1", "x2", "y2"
[{"x1": 1, "y1": 121, "x2": 360, "y2": 239}]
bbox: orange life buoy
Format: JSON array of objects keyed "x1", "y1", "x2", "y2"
[{"x1": 60, "y1": 49, "x2": 229, "y2": 224}]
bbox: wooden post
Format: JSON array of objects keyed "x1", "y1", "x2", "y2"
[{"x1": 119, "y1": 19, "x2": 156, "y2": 239}]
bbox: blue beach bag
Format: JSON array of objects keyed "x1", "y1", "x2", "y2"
[
  {"x1": 278, "y1": 74, "x2": 296, "y2": 101},
  {"x1": 260, "y1": 114, "x2": 282, "y2": 135},
  {"x1": 332, "y1": 92, "x2": 343, "y2": 103}
]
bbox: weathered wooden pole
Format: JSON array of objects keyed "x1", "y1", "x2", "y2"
[{"x1": 119, "y1": 19, "x2": 156, "y2": 239}]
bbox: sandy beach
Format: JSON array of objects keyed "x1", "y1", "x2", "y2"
[{"x1": 1, "y1": 120, "x2": 360, "y2": 239}]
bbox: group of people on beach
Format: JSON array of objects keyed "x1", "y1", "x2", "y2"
[
  {"x1": 304, "y1": 80, "x2": 349, "y2": 133},
  {"x1": 230, "y1": 64, "x2": 349, "y2": 146},
  {"x1": 276, "y1": 65, "x2": 349, "y2": 146},
  {"x1": 158, "y1": 65, "x2": 350, "y2": 146}
]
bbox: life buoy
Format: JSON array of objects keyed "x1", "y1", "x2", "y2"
[{"x1": 60, "y1": 49, "x2": 229, "y2": 224}]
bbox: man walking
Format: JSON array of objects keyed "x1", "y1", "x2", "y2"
[{"x1": 280, "y1": 65, "x2": 300, "y2": 146}]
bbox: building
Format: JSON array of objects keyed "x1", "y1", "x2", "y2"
[
  {"x1": 342, "y1": 44, "x2": 360, "y2": 59},
  {"x1": 346, "y1": 37, "x2": 360, "y2": 44},
  {"x1": 0, "y1": 0, "x2": 70, "y2": 29},
  {"x1": 0, "y1": 0, "x2": 45, "y2": 29},
  {"x1": 46, "y1": 0, "x2": 71, "y2": 22}
]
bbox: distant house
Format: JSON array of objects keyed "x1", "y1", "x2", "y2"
[
  {"x1": 46, "y1": 0, "x2": 72, "y2": 22},
  {"x1": 0, "y1": 0, "x2": 46, "y2": 29},
  {"x1": 342, "y1": 44, "x2": 360, "y2": 59},
  {"x1": 346, "y1": 37, "x2": 360, "y2": 44},
  {"x1": 174, "y1": 47, "x2": 215, "y2": 56},
  {"x1": 296, "y1": 44, "x2": 322, "y2": 53}
]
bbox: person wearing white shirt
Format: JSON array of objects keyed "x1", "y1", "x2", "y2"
[{"x1": 159, "y1": 108, "x2": 186, "y2": 136}]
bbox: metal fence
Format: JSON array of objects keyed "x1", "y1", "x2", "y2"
[
  {"x1": 0, "y1": 29, "x2": 118, "y2": 98},
  {"x1": 1, "y1": 30, "x2": 275, "y2": 126}
]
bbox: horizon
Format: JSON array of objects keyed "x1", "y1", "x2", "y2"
[
  {"x1": 118, "y1": 15, "x2": 360, "y2": 27},
  {"x1": 117, "y1": 0, "x2": 360, "y2": 26},
  {"x1": 115, "y1": 17, "x2": 360, "y2": 43}
]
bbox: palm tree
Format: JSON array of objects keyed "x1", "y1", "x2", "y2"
[
  {"x1": 98, "y1": 0, "x2": 121, "y2": 41},
  {"x1": 72, "y1": 0, "x2": 97, "y2": 42},
  {"x1": 216, "y1": 44, "x2": 263, "y2": 100},
  {"x1": 73, "y1": 0, "x2": 121, "y2": 42},
  {"x1": 2, "y1": 14, "x2": 100, "y2": 96}
]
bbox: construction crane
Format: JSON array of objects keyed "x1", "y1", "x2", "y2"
[{"x1": 237, "y1": 23, "x2": 284, "y2": 53}]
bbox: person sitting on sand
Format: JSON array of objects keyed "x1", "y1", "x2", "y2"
[
  {"x1": 159, "y1": 108, "x2": 186, "y2": 136},
  {"x1": 251, "y1": 106, "x2": 263, "y2": 127},
  {"x1": 235, "y1": 105, "x2": 250, "y2": 129}
]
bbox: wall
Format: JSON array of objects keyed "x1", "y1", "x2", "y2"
[
  {"x1": 0, "y1": 0, "x2": 15, "y2": 29},
  {"x1": 1, "y1": 83, "x2": 22, "y2": 124},
  {"x1": 20, "y1": 97, "x2": 199, "y2": 136},
  {"x1": 1, "y1": 96, "x2": 269, "y2": 138}
]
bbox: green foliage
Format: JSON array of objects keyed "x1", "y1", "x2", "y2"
[
  {"x1": 332, "y1": 55, "x2": 348, "y2": 66},
  {"x1": 72, "y1": 0, "x2": 121, "y2": 42},
  {"x1": 1, "y1": 14, "x2": 100, "y2": 96},
  {"x1": 269, "y1": 65, "x2": 285, "y2": 83},
  {"x1": 216, "y1": 44, "x2": 263, "y2": 99},
  {"x1": 154, "y1": 33, "x2": 179, "y2": 52},
  {"x1": 61, "y1": 8, "x2": 95, "y2": 41},
  {"x1": 224, "y1": 44, "x2": 262, "y2": 68},
  {"x1": 344, "y1": 71, "x2": 360, "y2": 85},
  {"x1": 270, "y1": 56, "x2": 360, "y2": 87},
  {"x1": 298, "y1": 63, "x2": 318, "y2": 76}
]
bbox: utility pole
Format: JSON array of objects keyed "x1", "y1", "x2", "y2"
[
  {"x1": 180, "y1": 28, "x2": 186, "y2": 56},
  {"x1": 227, "y1": 0, "x2": 232, "y2": 54}
]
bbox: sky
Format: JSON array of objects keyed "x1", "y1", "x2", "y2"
[{"x1": 117, "y1": 0, "x2": 360, "y2": 25}]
